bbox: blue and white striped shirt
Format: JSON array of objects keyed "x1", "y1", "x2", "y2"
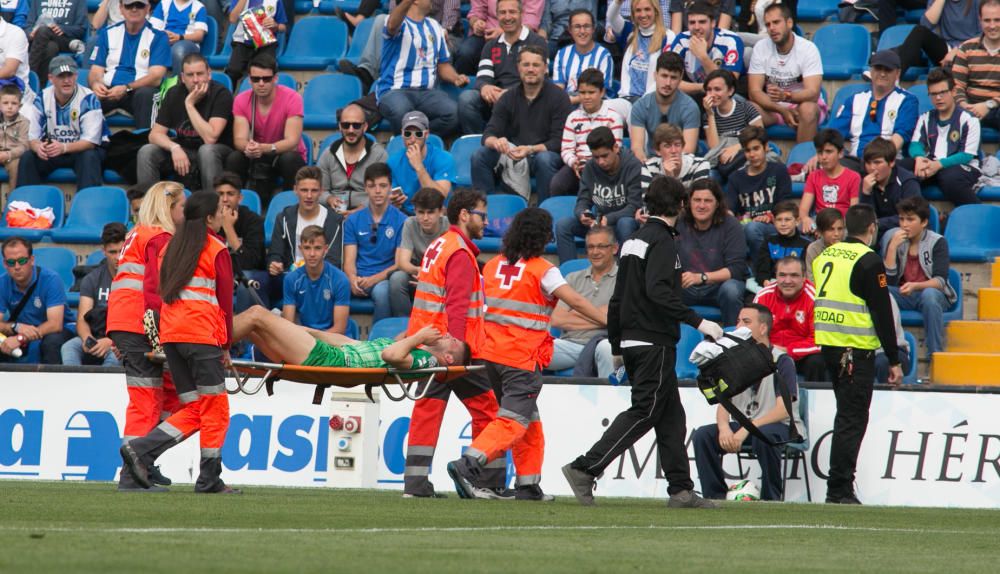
[
  {"x1": 89, "y1": 22, "x2": 171, "y2": 87},
  {"x1": 376, "y1": 16, "x2": 449, "y2": 99},
  {"x1": 552, "y1": 43, "x2": 614, "y2": 96},
  {"x1": 670, "y1": 28, "x2": 745, "y2": 84},
  {"x1": 151, "y1": 0, "x2": 210, "y2": 39},
  {"x1": 30, "y1": 84, "x2": 110, "y2": 145}
]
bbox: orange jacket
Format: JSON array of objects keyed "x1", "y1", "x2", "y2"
[
  {"x1": 407, "y1": 229, "x2": 485, "y2": 355},
  {"x1": 480, "y1": 255, "x2": 557, "y2": 371},
  {"x1": 160, "y1": 234, "x2": 231, "y2": 347},
  {"x1": 107, "y1": 225, "x2": 166, "y2": 335}
]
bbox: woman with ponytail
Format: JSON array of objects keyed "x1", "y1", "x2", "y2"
[
  {"x1": 120, "y1": 191, "x2": 240, "y2": 495},
  {"x1": 107, "y1": 181, "x2": 185, "y2": 492}
]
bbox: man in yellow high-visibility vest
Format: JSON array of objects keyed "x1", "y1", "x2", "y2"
[{"x1": 813, "y1": 204, "x2": 902, "y2": 505}]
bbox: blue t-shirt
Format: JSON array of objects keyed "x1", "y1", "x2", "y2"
[
  {"x1": 343, "y1": 205, "x2": 406, "y2": 277},
  {"x1": 89, "y1": 22, "x2": 171, "y2": 87},
  {"x1": 630, "y1": 91, "x2": 701, "y2": 156},
  {"x1": 828, "y1": 87, "x2": 919, "y2": 157},
  {"x1": 0, "y1": 266, "x2": 72, "y2": 328},
  {"x1": 386, "y1": 145, "x2": 454, "y2": 215},
  {"x1": 282, "y1": 261, "x2": 351, "y2": 330}
]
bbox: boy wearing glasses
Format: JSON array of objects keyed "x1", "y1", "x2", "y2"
[
  {"x1": 343, "y1": 162, "x2": 407, "y2": 324},
  {"x1": 385, "y1": 111, "x2": 453, "y2": 215},
  {"x1": 0, "y1": 237, "x2": 74, "y2": 364},
  {"x1": 87, "y1": 0, "x2": 170, "y2": 129},
  {"x1": 898, "y1": 67, "x2": 982, "y2": 207},
  {"x1": 318, "y1": 103, "x2": 387, "y2": 215}
]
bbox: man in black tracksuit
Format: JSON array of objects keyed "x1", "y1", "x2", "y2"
[{"x1": 561, "y1": 175, "x2": 725, "y2": 508}]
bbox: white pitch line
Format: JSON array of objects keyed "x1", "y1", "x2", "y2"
[{"x1": 0, "y1": 524, "x2": 978, "y2": 536}]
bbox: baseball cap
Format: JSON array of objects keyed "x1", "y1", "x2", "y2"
[
  {"x1": 401, "y1": 111, "x2": 429, "y2": 132},
  {"x1": 124, "y1": 0, "x2": 151, "y2": 5},
  {"x1": 49, "y1": 55, "x2": 78, "y2": 75},
  {"x1": 869, "y1": 50, "x2": 901, "y2": 70}
]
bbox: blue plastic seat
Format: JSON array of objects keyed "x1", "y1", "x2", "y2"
[
  {"x1": 345, "y1": 317, "x2": 360, "y2": 339},
  {"x1": 449, "y1": 134, "x2": 480, "y2": 187},
  {"x1": 278, "y1": 17, "x2": 348, "y2": 70},
  {"x1": 538, "y1": 196, "x2": 578, "y2": 253},
  {"x1": 241, "y1": 189, "x2": 262, "y2": 215},
  {"x1": 368, "y1": 317, "x2": 409, "y2": 341},
  {"x1": 675, "y1": 323, "x2": 702, "y2": 379},
  {"x1": 33, "y1": 247, "x2": 77, "y2": 304},
  {"x1": 691, "y1": 305, "x2": 722, "y2": 321},
  {"x1": 796, "y1": 0, "x2": 838, "y2": 21},
  {"x1": 944, "y1": 204, "x2": 1000, "y2": 262},
  {"x1": 295, "y1": 0, "x2": 316, "y2": 13},
  {"x1": 200, "y1": 16, "x2": 218, "y2": 56},
  {"x1": 349, "y1": 298, "x2": 375, "y2": 314},
  {"x1": 474, "y1": 195, "x2": 527, "y2": 252},
  {"x1": 236, "y1": 72, "x2": 298, "y2": 93},
  {"x1": 903, "y1": 330, "x2": 919, "y2": 384},
  {"x1": 263, "y1": 190, "x2": 300, "y2": 246},
  {"x1": 29, "y1": 71, "x2": 39, "y2": 94},
  {"x1": 823, "y1": 82, "x2": 870, "y2": 128},
  {"x1": 785, "y1": 142, "x2": 815, "y2": 198},
  {"x1": 302, "y1": 73, "x2": 363, "y2": 130},
  {"x1": 558, "y1": 258, "x2": 590, "y2": 277},
  {"x1": 385, "y1": 133, "x2": 446, "y2": 156},
  {"x1": 302, "y1": 133, "x2": 314, "y2": 165},
  {"x1": 85, "y1": 249, "x2": 106, "y2": 266},
  {"x1": 342, "y1": 13, "x2": 375, "y2": 65},
  {"x1": 211, "y1": 70, "x2": 233, "y2": 92},
  {"x1": 50, "y1": 187, "x2": 129, "y2": 243},
  {"x1": 907, "y1": 83, "x2": 932, "y2": 114},
  {"x1": 207, "y1": 23, "x2": 237, "y2": 69},
  {"x1": 319, "y1": 0, "x2": 364, "y2": 16},
  {"x1": 0, "y1": 185, "x2": 65, "y2": 240},
  {"x1": 899, "y1": 268, "x2": 962, "y2": 326},
  {"x1": 813, "y1": 24, "x2": 872, "y2": 80}
]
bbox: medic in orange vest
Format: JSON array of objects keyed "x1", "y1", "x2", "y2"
[
  {"x1": 120, "y1": 191, "x2": 240, "y2": 495},
  {"x1": 107, "y1": 181, "x2": 185, "y2": 492},
  {"x1": 445, "y1": 208, "x2": 607, "y2": 501},
  {"x1": 402, "y1": 189, "x2": 505, "y2": 498}
]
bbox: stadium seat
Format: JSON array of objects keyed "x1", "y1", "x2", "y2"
[
  {"x1": 85, "y1": 249, "x2": 105, "y2": 266},
  {"x1": 319, "y1": 0, "x2": 363, "y2": 16},
  {"x1": 236, "y1": 72, "x2": 298, "y2": 93},
  {"x1": 211, "y1": 70, "x2": 233, "y2": 92},
  {"x1": 207, "y1": 23, "x2": 237, "y2": 69},
  {"x1": 559, "y1": 258, "x2": 590, "y2": 277},
  {"x1": 903, "y1": 331, "x2": 919, "y2": 384},
  {"x1": 302, "y1": 133, "x2": 314, "y2": 165},
  {"x1": 29, "y1": 71, "x2": 39, "y2": 94},
  {"x1": 823, "y1": 83, "x2": 870, "y2": 128},
  {"x1": 278, "y1": 17, "x2": 348, "y2": 70},
  {"x1": 944, "y1": 204, "x2": 1000, "y2": 262},
  {"x1": 0, "y1": 185, "x2": 65, "y2": 241},
  {"x1": 241, "y1": 189, "x2": 262, "y2": 215},
  {"x1": 474, "y1": 194, "x2": 527, "y2": 251},
  {"x1": 385, "y1": 134, "x2": 446, "y2": 156},
  {"x1": 302, "y1": 73, "x2": 363, "y2": 130},
  {"x1": 736, "y1": 387, "x2": 812, "y2": 502},
  {"x1": 201, "y1": 17, "x2": 218, "y2": 56},
  {"x1": 538, "y1": 196, "x2": 577, "y2": 253},
  {"x1": 342, "y1": 16, "x2": 375, "y2": 64},
  {"x1": 796, "y1": 0, "x2": 838, "y2": 21},
  {"x1": 50, "y1": 187, "x2": 129, "y2": 243},
  {"x1": 675, "y1": 323, "x2": 702, "y2": 379},
  {"x1": 691, "y1": 305, "x2": 722, "y2": 321},
  {"x1": 907, "y1": 83, "x2": 932, "y2": 114},
  {"x1": 369, "y1": 317, "x2": 409, "y2": 341},
  {"x1": 295, "y1": 0, "x2": 316, "y2": 13},
  {"x1": 876, "y1": 24, "x2": 927, "y2": 80},
  {"x1": 345, "y1": 317, "x2": 360, "y2": 339},
  {"x1": 33, "y1": 247, "x2": 77, "y2": 304},
  {"x1": 786, "y1": 142, "x2": 815, "y2": 198},
  {"x1": 447, "y1": 134, "x2": 480, "y2": 187},
  {"x1": 350, "y1": 298, "x2": 375, "y2": 314},
  {"x1": 928, "y1": 204, "x2": 940, "y2": 233},
  {"x1": 263, "y1": 190, "x2": 299, "y2": 246},
  {"x1": 900, "y1": 269, "x2": 962, "y2": 325},
  {"x1": 813, "y1": 24, "x2": 872, "y2": 80}
]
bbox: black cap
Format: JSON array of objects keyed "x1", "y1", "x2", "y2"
[{"x1": 869, "y1": 50, "x2": 901, "y2": 70}]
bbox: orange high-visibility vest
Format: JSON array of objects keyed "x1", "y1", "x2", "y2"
[
  {"x1": 480, "y1": 255, "x2": 557, "y2": 371},
  {"x1": 407, "y1": 229, "x2": 485, "y2": 355},
  {"x1": 107, "y1": 225, "x2": 167, "y2": 335},
  {"x1": 160, "y1": 234, "x2": 229, "y2": 347}
]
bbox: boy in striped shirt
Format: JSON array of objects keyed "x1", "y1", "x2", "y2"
[{"x1": 550, "y1": 68, "x2": 625, "y2": 197}]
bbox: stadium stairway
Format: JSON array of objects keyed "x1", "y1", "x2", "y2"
[{"x1": 932, "y1": 258, "x2": 1000, "y2": 385}]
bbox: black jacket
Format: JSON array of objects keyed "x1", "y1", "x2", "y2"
[
  {"x1": 223, "y1": 205, "x2": 265, "y2": 272},
  {"x1": 609, "y1": 217, "x2": 703, "y2": 350},
  {"x1": 266, "y1": 204, "x2": 344, "y2": 270},
  {"x1": 858, "y1": 165, "x2": 921, "y2": 234}
]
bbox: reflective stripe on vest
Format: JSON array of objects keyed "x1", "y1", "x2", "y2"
[
  {"x1": 159, "y1": 234, "x2": 229, "y2": 347},
  {"x1": 812, "y1": 241, "x2": 880, "y2": 350},
  {"x1": 107, "y1": 225, "x2": 166, "y2": 335}
]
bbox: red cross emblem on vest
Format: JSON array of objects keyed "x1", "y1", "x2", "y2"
[
  {"x1": 422, "y1": 237, "x2": 445, "y2": 273},
  {"x1": 495, "y1": 259, "x2": 525, "y2": 289}
]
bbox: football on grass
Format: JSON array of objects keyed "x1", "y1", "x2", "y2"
[{"x1": 726, "y1": 479, "x2": 760, "y2": 501}]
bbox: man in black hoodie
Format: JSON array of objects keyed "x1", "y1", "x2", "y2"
[
  {"x1": 561, "y1": 175, "x2": 724, "y2": 508},
  {"x1": 554, "y1": 126, "x2": 647, "y2": 263}
]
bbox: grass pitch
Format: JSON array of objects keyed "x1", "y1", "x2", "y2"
[{"x1": 2, "y1": 481, "x2": 999, "y2": 573}]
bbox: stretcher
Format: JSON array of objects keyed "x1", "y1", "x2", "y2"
[{"x1": 227, "y1": 359, "x2": 484, "y2": 405}]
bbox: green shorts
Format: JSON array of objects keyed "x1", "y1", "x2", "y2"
[{"x1": 302, "y1": 340, "x2": 347, "y2": 368}]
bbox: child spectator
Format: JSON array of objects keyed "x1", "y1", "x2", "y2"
[
  {"x1": 859, "y1": 137, "x2": 921, "y2": 243},
  {"x1": 702, "y1": 69, "x2": 761, "y2": 176},
  {"x1": 725, "y1": 125, "x2": 791, "y2": 255},
  {"x1": 388, "y1": 187, "x2": 449, "y2": 318},
  {"x1": 752, "y1": 200, "x2": 810, "y2": 290},
  {"x1": 551, "y1": 68, "x2": 625, "y2": 198},
  {"x1": 882, "y1": 195, "x2": 956, "y2": 361},
  {"x1": 0, "y1": 84, "x2": 29, "y2": 187},
  {"x1": 150, "y1": 0, "x2": 210, "y2": 74},
  {"x1": 281, "y1": 225, "x2": 351, "y2": 333},
  {"x1": 798, "y1": 128, "x2": 860, "y2": 235},
  {"x1": 640, "y1": 123, "x2": 710, "y2": 190},
  {"x1": 804, "y1": 208, "x2": 846, "y2": 283}
]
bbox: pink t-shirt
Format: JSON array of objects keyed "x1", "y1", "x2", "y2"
[
  {"x1": 803, "y1": 167, "x2": 861, "y2": 216},
  {"x1": 233, "y1": 85, "x2": 307, "y2": 161}
]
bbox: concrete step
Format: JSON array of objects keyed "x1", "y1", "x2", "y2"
[
  {"x1": 980, "y1": 288, "x2": 1000, "y2": 321},
  {"x1": 931, "y1": 352, "x2": 1000, "y2": 385},
  {"x1": 944, "y1": 321, "x2": 1000, "y2": 353}
]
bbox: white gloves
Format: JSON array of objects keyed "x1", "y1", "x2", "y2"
[{"x1": 697, "y1": 319, "x2": 724, "y2": 341}]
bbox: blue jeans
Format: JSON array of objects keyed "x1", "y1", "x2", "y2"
[
  {"x1": 549, "y1": 338, "x2": 616, "y2": 377},
  {"x1": 743, "y1": 221, "x2": 776, "y2": 258},
  {"x1": 171, "y1": 40, "x2": 201, "y2": 75},
  {"x1": 454, "y1": 34, "x2": 485, "y2": 75},
  {"x1": 683, "y1": 279, "x2": 746, "y2": 327},
  {"x1": 890, "y1": 285, "x2": 948, "y2": 359},
  {"x1": 378, "y1": 88, "x2": 459, "y2": 136},
  {"x1": 17, "y1": 147, "x2": 106, "y2": 188},
  {"x1": 61, "y1": 337, "x2": 121, "y2": 367},
  {"x1": 388, "y1": 269, "x2": 416, "y2": 317},
  {"x1": 471, "y1": 146, "x2": 563, "y2": 200},
  {"x1": 693, "y1": 421, "x2": 790, "y2": 501},
  {"x1": 458, "y1": 89, "x2": 490, "y2": 134},
  {"x1": 361, "y1": 279, "x2": 392, "y2": 324},
  {"x1": 555, "y1": 215, "x2": 637, "y2": 264}
]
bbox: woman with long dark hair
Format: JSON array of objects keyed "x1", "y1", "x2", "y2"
[
  {"x1": 120, "y1": 191, "x2": 239, "y2": 494},
  {"x1": 107, "y1": 181, "x2": 185, "y2": 492},
  {"x1": 446, "y1": 208, "x2": 607, "y2": 501}
]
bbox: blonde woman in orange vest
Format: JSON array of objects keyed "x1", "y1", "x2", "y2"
[
  {"x1": 120, "y1": 191, "x2": 240, "y2": 494},
  {"x1": 446, "y1": 207, "x2": 608, "y2": 501},
  {"x1": 403, "y1": 189, "x2": 506, "y2": 499},
  {"x1": 107, "y1": 181, "x2": 185, "y2": 492}
]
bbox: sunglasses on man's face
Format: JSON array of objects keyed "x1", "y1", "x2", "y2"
[
  {"x1": 3, "y1": 256, "x2": 29, "y2": 267},
  {"x1": 249, "y1": 75, "x2": 274, "y2": 84},
  {"x1": 123, "y1": 2, "x2": 146, "y2": 10},
  {"x1": 340, "y1": 121, "x2": 364, "y2": 130},
  {"x1": 403, "y1": 130, "x2": 425, "y2": 139}
]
